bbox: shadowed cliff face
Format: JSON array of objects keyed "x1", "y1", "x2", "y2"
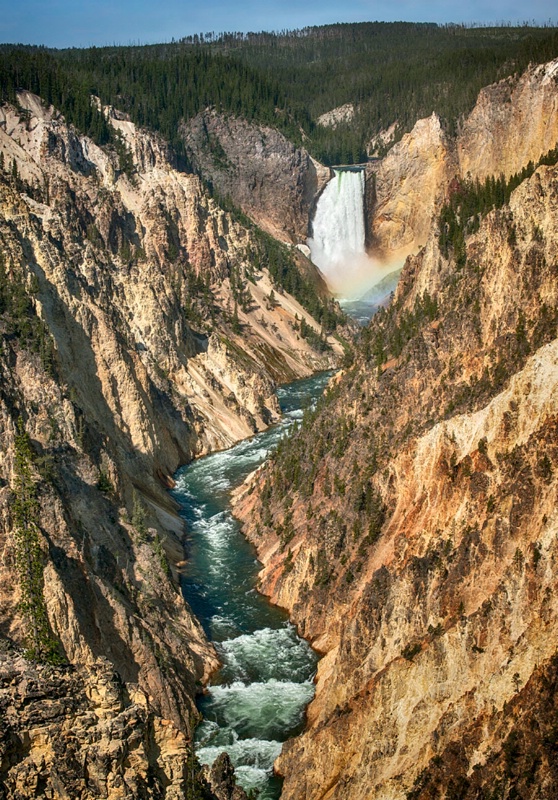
[
  {"x1": 181, "y1": 109, "x2": 331, "y2": 243},
  {"x1": 0, "y1": 647, "x2": 249, "y2": 800},
  {"x1": 368, "y1": 58, "x2": 558, "y2": 263},
  {"x1": 0, "y1": 89, "x2": 344, "y2": 784},
  {"x1": 234, "y1": 158, "x2": 558, "y2": 798}
]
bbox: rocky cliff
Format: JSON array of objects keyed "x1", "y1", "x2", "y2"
[
  {"x1": 0, "y1": 644, "x2": 249, "y2": 800},
  {"x1": 368, "y1": 58, "x2": 558, "y2": 262},
  {"x1": 181, "y1": 109, "x2": 331, "y2": 242},
  {"x1": 0, "y1": 92, "x2": 344, "y2": 795},
  {"x1": 366, "y1": 113, "x2": 454, "y2": 260},
  {"x1": 234, "y1": 154, "x2": 558, "y2": 798}
]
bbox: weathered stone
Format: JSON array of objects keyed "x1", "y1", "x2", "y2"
[
  {"x1": 234, "y1": 154, "x2": 558, "y2": 799},
  {"x1": 181, "y1": 109, "x2": 331, "y2": 242},
  {"x1": 367, "y1": 58, "x2": 558, "y2": 265},
  {"x1": 0, "y1": 91, "x2": 342, "y2": 792}
]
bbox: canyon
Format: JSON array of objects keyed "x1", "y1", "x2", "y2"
[
  {"x1": 0, "y1": 90, "x2": 342, "y2": 798},
  {"x1": 1, "y1": 48, "x2": 558, "y2": 800},
  {"x1": 234, "y1": 60, "x2": 558, "y2": 799}
]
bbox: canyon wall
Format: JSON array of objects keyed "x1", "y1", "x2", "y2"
[
  {"x1": 235, "y1": 157, "x2": 558, "y2": 798},
  {"x1": 368, "y1": 58, "x2": 558, "y2": 261},
  {"x1": 0, "y1": 92, "x2": 343, "y2": 797},
  {"x1": 366, "y1": 113, "x2": 454, "y2": 260},
  {"x1": 181, "y1": 109, "x2": 331, "y2": 243}
]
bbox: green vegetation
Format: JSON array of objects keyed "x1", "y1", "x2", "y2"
[
  {"x1": 248, "y1": 230, "x2": 341, "y2": 331},
  {"x1": 152, "y1": 533, "x2": 171, "y2": 578},
  {"x1": 438, "y1": 143, "x2": 558, "y2": 265},
  {"x1": 0, "y1": 45, "x2": 302, "y2": 162},
  {"x1": 259, "y1": 378, "x2": 386, "y2": 574},
  {"x1": 361, "y1": 290, "x2": 439, "y2": 366},
  {"x1": 402, "y1": 642, "x2": 422, "y2": 661},
  {"x1": 0, "y1": 49, "x2": 112, "y2": 145},
  {"x1": 213, "y1": 191, "x2": 344, "y2": 332},
  {"x1": 184, "y1": 746, "x2": 215, "y2": 800},
  {"x1": 204, "y1": 23, "x2": 558, "y2": 164},
  {"x1": 1, "y1": 23, "x2": 558, "y2": 166},
  {"x1": 11, "y1": 421, "x2": 60, "y2": 662},
  {"x1": 96, "y1": 469, "x2": 114, "y2": 494},
  {"x1": 131, "y1": 489, "x2": 148, "y2": 540},
  {"x1": 0, "y1": 252, "x2": 56, "y2": 375}
]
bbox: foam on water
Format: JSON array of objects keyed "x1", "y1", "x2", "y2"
[
  {"x1": 217, "y1": 626, "x2": 316, "y2": 684},
  {"x1": 197, "y1": 732, "x2": 282, "y2": 766},
  {"x1": 196, "y1": 726, "x2": 284, "y2": 800},
  {"x1": 172, "y1": 372, "x2": 331, "y2": 798},
  {"x1": 200, "y1": 679, "x2": 315, "y2": 740}
]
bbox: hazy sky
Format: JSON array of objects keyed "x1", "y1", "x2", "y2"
[{"x1": 0, "y1": 0, "x2": 556, "y2": 48}]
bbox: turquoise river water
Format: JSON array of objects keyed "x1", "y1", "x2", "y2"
[{"x1": 172, "y1": 372, "x2": 331, "y2": 799}]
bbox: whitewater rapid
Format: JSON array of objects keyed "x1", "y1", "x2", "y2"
[{"x1": 172, "y1": 374, "x2": 331, "y2": 799}]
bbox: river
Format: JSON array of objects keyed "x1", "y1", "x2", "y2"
[{"x1": 171, "y1": 372, "x2": 332, "y2": 799}]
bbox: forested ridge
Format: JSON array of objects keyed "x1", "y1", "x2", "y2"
[
  {"x1": 1, "y1": 22, "x2": 558, "y2": 166},
  {"x1": 202, "y1": 22, "x2": 558, "y2": 162}
]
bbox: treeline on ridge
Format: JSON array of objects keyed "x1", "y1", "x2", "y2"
[
  {"x1": 438, "y1": 143, "x2": 558, "y2": 266},
  {"x1": 1, "y1": 22, "x2": 558, "y2": 166}
]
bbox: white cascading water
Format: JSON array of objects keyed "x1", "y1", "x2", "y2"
[{"x1": 308, "y1": 168, "x2": 367, "y2": 287}]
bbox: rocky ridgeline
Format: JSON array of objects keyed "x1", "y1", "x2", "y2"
[
  {"x1": 234, "y1": 99, "x2": 558, "y2": 797},
  {"x1": 0, "y1": 91, "x2": 343, "y2": 794},
  {"x1": 367, "y1": 58, "x2": 558, "y2": 262}
]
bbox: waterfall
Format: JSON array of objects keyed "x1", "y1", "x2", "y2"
[{"x1": 308, "y1": 168, "x2": 366, "y2": 284}]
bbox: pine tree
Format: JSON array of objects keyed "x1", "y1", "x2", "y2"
[{"x1": 11, "y1": 420, "x2": 60, "y2": 662}]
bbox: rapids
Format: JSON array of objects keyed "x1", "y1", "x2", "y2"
[{"x1": 172, "y1": 373, "x2": 331, "y2": 799}]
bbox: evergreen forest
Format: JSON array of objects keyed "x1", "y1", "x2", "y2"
[{"x1": 1, "y1": 22, "x2": 558, "y2": 166}]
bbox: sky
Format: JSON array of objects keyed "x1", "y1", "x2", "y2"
[{"x1": 0, "y1": 0, "x2": 556, "y2": 49}]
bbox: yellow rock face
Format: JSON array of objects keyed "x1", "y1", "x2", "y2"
[
  {"x1": 368, "y1": 59, "x2": 558, "y2": 267},
  {"x1": 368, "y1": 113, "x2": 454, "y2": 258},
  {"x1": 458, "y1": 60, "x2": 558, "y2": 181},
  {"x1": 234, "y1": 160, "x2": 558, "y2": 799}
]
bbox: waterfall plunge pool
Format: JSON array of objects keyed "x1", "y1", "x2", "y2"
[{"x1": 171, "y1": 372, "x2": 332, "y2": 799}]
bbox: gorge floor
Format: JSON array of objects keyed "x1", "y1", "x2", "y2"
[{"x1": 171, "y1": 373, "x2": 332, "y2": 799}]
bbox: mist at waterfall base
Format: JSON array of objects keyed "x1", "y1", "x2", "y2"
[
  {"x1": 308, "y1": 167, "x2": 402, "y2": 316},
  {"x1": 172, "y1": 374, "x2": 331, "y2": 800}
]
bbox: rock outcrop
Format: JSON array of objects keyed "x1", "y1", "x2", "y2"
[
  {"x1": 0, "y1": 647, "x2": 216, "y2": 800},
  {"x1": 368, "y1": 58, "x2": 558, "y2": 261},
  {"x1": 206, "y1": 753, "x2": 248, "y2": 800},
  {"x1": 316, "y1": 104, "x2": 355, "y2": 129},
  {"x1": 181, "y1": 109, "x2": 331, "y2": 242},
  {"x1": 458, "y1": 59, "x2": 558, "y2": 181},
  {"x1": 234, "y1": 158, "x2": 558, "y2": 798},
  {"x1": 366, "y1": 113, "x2": 454, "y2": 259}
]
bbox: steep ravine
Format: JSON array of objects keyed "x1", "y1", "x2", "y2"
[
  {"x1": 233, "y1": 159, "x2": 558, "y2": 798},
  {"x1": 0, "y1": 92, "x2": 345, "y2": 798},
  {"x1": 172, "y1": 373, "x2": 331, "y2": 799}
]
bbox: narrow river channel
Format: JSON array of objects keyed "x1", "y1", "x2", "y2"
[{"x1": 171, "y1": 372, "x2": 332, "y2": 799}]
